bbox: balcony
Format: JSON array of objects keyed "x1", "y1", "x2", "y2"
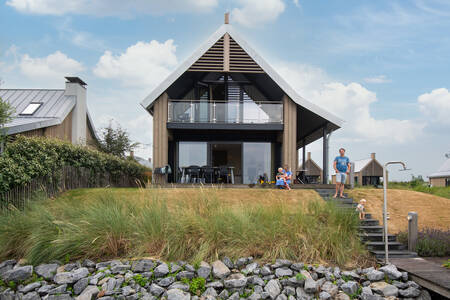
[{"x1": 167, "y1": 99, "x2": 283, "y2": 126}]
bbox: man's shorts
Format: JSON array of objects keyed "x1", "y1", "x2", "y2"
[{"x1": 336, "y1": 172, "x2": 347, "y2": 183}]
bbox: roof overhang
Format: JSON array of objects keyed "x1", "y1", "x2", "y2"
[{"x1": 140, "y1": 24, "x2": 344, "y2": 131}]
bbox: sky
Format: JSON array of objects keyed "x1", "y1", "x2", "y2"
[{"x1": 1, "y1": 0, "x2": 450, "y2": 181}]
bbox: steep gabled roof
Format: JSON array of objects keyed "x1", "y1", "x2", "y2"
[
  {"x1": 429, "y1": 158, "x2": 450, "y2": 178},
  {"x1": 353, "y1": 158, "x2": 373, "y2": 173},
  {"x1": 140, "y1": 24, "x2": 344, "y2": 128}
]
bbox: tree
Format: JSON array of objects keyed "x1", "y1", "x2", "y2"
[
  {"x1": 0, "y1": 80, "x2": 15, "y2": 152},
  {"x1": 95, "y1": 121, "x2": 138, "y2": 158}
]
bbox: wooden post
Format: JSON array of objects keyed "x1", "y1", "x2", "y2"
[
  {"x1": 408, "y1": 212, "x2": 418, "y2": 252},
  {"x1": 322, "y1": 127, "x2": 328, "y2": 184}
]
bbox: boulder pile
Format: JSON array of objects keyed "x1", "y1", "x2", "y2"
[{"x1": 0, "y1": 258, "x2": 432, "y2": 300}]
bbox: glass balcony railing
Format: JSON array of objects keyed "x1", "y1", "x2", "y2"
[{"x1": 168, "y1": 100, "x2": 283, "y2": 124}]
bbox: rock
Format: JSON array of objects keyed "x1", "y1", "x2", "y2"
[
  {"x1": 19, "y1": 282, "x2": 41, "y2": 293},
  {"x1": 211, "y1": 260, "x2": 230, "y2": 279},
  {"x1": 370, "y1": 281, "x2": 398, "y2": 297},
  {"x1": 221, "y1": 257, "x2": 234, "y2": 270},
  {"x1": 248, "y1": 275, "x2": 265, "y2": 286},
  {"x1": 54, "y1": 272, "x2": 74, "y2": 285},
  {"x1": 398, "y1": 286, "x2": 421, "y2": 298},
  {"x1": 73, "y1": 278, "x2": 89, "y2": 295},
  {"x1": 417, "y1": 289, "x2": 432, "y2": 300},
  {"x1": 76, "y1": 285, "x2": 99, "y2": 300},
  {"x1": 22, "y1": 291, "x2": 40, "y2": 300},
  {"x1": 361, "y1": 294, "x2": 383, "y2": 300},
  {"x1": 0, "y1": 260, "x2": 16, "y2": 276},
  {"x1": 131, "y1": 260, "x2": 155, "y2": 273},
  {"x1": 283, "y1": 286, "x2": 296, "y2": 296},
  {"x1": 176, "y1": 271, "x2": 195, "y2": 280},
  {"x1": 260, "y1": 266, "x2": 272, "y2": 276},
  {"x1": 150, "y1": 284, "x2": 165, "y2": 297},
  {"x1": 202, "y1": 287, "x2": 218, "y2": 297},
  {"x1": 64, "y1": 263, "x2": 79, "y2": 272},
  {"x1": 45, "y1": 294, "x2": 73, "y2": 300},
  {"x1": 37, "y1": 284, "x2": 55, "y2": 295},
  {"x1": 320, "y1": 281, "x2": 338, "y2": 297},
  {"x1": 275, "y1": 268, "x2": 293, "y2": 278},
  {"x1": 361, "y1": 286, "x2": 372, "y2": 295},
  {"x1": 275, "y1": 294, "x2": 287, "y2": 300},
  {"x1": 361, "y1": 267, "x2": 375, "y2": 274},
  {"x1": 169, "y1": 282, "x2": 190, "y2": 292},
  {"x1": 111, "y1": 264, "x2": 131, "y2": 274},
  {"x1": 166, "y1": 288, "x2": 190, "y2": 300},
  {"x1": 272, "y1": 260, "x2": 292, "y2": 268},
  {"x1": 48, "y1": 284, "x2": 67, "y2": 295},
  {"x1": 295, "y1": 287, "x2": 312, "y2": 300},
  {"x1": 300, "y1": 270, "x2": 312, "y2": 280},
  {"x1": 228, "y1": 292, "x2": 240, "y2": 300},
  {"x1": 158, "y1": 276, "x2": 175, "y2": 287},
  {"x1": 196, "y1": 261, "x2": 211, "y2": 279},
  {"x1": 72, "y1": 268, "x2": 89, "y2": 281},
  {"x1": 379, "y1": 264, "x2": 402, "y2": 280},
  {"x1": 341, "y1": 271, "x2": 360, "y2": 280},
  {"x1": 235, "y1": 257, "x2": 248, "y2": 268},
  {"x1": 286, "y1": 276, "x2": 304, "y2": 287},
  {"x1": 290, "y1": 263, "x2": 304, "y2": 272},
  {"x1": 224, "y1": 273, "x2": 247, "y2": 288},
  {"x1": 303, "y1": 278, "x2": 317, "y2": 294},
  {"x1": 170, "y1": 263, "x2": 182, "y2": 274},
  {"x1": 392, "y1": 280, "x2": 408, "y2": 289},
  {"x1": 340, "y1": 281, "x2": 358, "y2": 295},
  {"x1": 318, "y1": 291, "x2": 331, "y2": 300},
  {"x1": 334, "y1": 292, "x2": 350, "y2": 300},
  {"x1": 248, "y1": 293, "x2": 262, "y2": 300},
  {"x1": 122, "y1": 285, "x2": 136, "y2": 296},
  {"x1": 407, "y1": 280, "x2": 420, "y2": 289},
  {"x1": 218, "y1": 289, "x2": 229, "y2": 299},
  {"x1": 154, "y1": 263, "x2": 169, "y2": 278},
  {"x1": 366, "y1": 270, "x2": 385, "y2": 281},
  {"x1": 264, "y1": 279, "x2": 281, "y2": 299},
  {"x1": 205, "y1": 281, "x2": 223, "y2": 289},
  {"x1": 35, "y1": 263, "x2": 59, "y2": 280},
  {"x1": 2, "y1": 265, "x2": 33, "y2": 282},
  {"x1": 184, "y1": 264, "x2": 195, "y2": 273},
  {"x1": 81, "y1": 259, "x2": 96, "y2": 268},
  {"x1": 242, "y1": 262, "x2": 259, "y2": 274}
]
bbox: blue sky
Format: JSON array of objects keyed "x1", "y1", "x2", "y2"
[{"x1": 1, "y1": 0, "x2": 450, "y2": 180}]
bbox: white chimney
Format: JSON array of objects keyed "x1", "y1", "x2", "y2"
[{"x1": 65, "y1": 77, "x2": 87, "y2": 145}]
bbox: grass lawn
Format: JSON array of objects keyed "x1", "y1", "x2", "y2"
[
  {"x1": 348, "y1": 188, "x2": 450, "y2": 233},
  {"x1": 0, "y1": 187, "x2": 370, "y2": 267},
  {"x1": 388, "y1": 183, "x2": 450, "y2": 199}
]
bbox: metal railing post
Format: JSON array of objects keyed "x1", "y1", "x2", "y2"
[{"x1": 408, "y1": 212, "x2": 418, "y2": 252}]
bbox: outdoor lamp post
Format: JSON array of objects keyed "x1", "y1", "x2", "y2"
[{"x1": 382, "y1": 161, "x2": 409, "y2": 265}]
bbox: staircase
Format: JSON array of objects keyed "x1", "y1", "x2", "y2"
[{"x1": 315, "y1": 188, "x2": 418, "y2": 260}]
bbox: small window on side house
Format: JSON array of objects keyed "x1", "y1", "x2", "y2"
[{"x1": 20, "y1": 103, "x2": 42, "y2": 115}]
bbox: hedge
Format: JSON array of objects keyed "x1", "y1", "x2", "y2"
[{"x1": 0, "y1": 136, "x2": 150, "y2": 193}]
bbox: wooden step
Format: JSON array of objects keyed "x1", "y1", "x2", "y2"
[
  {"x1": 371, "y1": 250, "x2": 418, "y2": 259},
  {"x1": 359, "y1": 225, "x2": 384, "y2": 233},
  {"x1": 359, "y1": 233, "x2": 396, "y2": 242},
  {"x1": 365, "y1": 241, "x2": 406, "y2": 251},
  {"x1": 360, "y1": 219, "x2": 379, "y2": 226}
]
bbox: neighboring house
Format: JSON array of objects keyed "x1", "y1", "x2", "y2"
[
  {"x1": 428, "y1": 158, "x2": 450, "y2": 187},
  {"x1": 332, "y1": 153, "x2": 385, "y2": 186},
  {"x1": 141, "y1": 15, "x2": 344, "y2": 184},
  {"x1": 298, "y1": 152, "x2": 322, "y2": 183},
  {"x1": 0, "y1": 77, "x2": 97, "y2": 145}
]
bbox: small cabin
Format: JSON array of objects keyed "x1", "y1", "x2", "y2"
[
  {"x1": 428, "y1": 158, "x2": 450, "y2": 187},
  {"x1": 332, "y1": 153, "x2": 385, "y2": 186},
  {"x1": 298, "y1": 152, "x2": 322, "y2": 184}
]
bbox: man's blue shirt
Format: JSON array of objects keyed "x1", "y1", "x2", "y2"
[{"x1": 334, "y1": 156, "x2": 350, "y2": 173}]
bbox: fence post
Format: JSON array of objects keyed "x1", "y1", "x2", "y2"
[{"x1": 407, "y1": 212, "x2": 418, "y2": 252}]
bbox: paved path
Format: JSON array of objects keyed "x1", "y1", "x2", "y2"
[{"x1": 391, "y1": 257, "x2": 450, "y2": 298}]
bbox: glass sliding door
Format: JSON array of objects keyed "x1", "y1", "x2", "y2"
[
  {"x1": 178, "y1": 142, "x2": 207, "y2": 167},
  {"x1": 242, "y1": 143, "x2": 272, "y2": 184}
]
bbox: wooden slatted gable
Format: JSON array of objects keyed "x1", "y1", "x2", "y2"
[
  {"x1": 188, "y1": 36, "x2": 224, "y2": 72},
  {"x1": 229, "y1": 37, "x2": 264, "y2": 73}
]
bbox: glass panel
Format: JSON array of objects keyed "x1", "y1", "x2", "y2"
[
  {"x1": 243, "y1": 143, "x2": 272, "y2": 184},
  {"x1": 21, "y1": 103, "x2": 42, "y2": 115},
  {"x1": 178, "y1": 142, "x2": 207, "y2": 167}
]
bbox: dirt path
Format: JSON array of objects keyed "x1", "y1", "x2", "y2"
[{"x1": 348, "y1": 188, "x2": 450, "y2": 233}]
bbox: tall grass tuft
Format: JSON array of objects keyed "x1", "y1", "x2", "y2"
[{"x1": 0, "y1": 188, "x2": 370, "y2": 266}]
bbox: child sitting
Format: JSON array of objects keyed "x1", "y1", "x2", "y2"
[
  {"x1": 356, "y1": 199, "x2": 366, "y2": 220},
  {"x1": 275, "y1": 168, "x2": 286, "y2": 189}
]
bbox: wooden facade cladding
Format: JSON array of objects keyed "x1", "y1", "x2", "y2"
[
  {"x1": 11, "y1": 111, "x2": 73, "y2": 141},
  {"x1": 282, "y1": 95, "x2": 297, "y2": 174},
  {"x1": 152, "y1": 93, "x2": 169, "y2": 184},
  {"x1": 188, "y1": 34, "x2": 264, "y2": 73},
  {"x1": 430, "y1": 177, "x2": 448, "y2": 187}
]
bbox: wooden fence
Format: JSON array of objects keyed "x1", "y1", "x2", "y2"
[{"x1": 0, "y1": 165, "x2": 143, "y2": 211}]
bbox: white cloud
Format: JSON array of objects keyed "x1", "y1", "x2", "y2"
[
  {"x1": 231, "y1": 0, "x2": 285, "y2": 27},
  {"x1": 19, "y1": 51, "x2": 84, "y2": 82},
  {"x1": 6, "y1": 0, "x2": 218, "y2": 16},
  {"x1": 93, "y1": 40, "x2": 178, "y2": 88},
  {"x1": 278, "y1": 64, "x2": 424, "y2": 144},
  {"x1": 363, "y1": 75, "x2": 391, "y2": 84},
  {"x1": 418, "y1": 88, "x2": 450, "y2": 125},
  {"x1": 292, "y1": 0, "x2": 301, "y2": 8}
]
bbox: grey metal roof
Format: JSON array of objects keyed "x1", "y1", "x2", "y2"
[
  {"x1": 0, "y1": 89, "x2": 76, "y2": 135},
  {"x1": 429, "y1": 158, "x2": 450, "y2": 178},
  {"x1": 140, "y1": 24, "x2": 344, "y2": 128}
]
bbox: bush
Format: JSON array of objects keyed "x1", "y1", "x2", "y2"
[
  {"x1": 0, "y1": 136, "x2": 149, "y2": 193},
  {"x1": 397, "y1": 228, "x2": 450, "y2": 257},
  {"x1": 0, "y1": 188, "x2": 370, "y2": 266}
]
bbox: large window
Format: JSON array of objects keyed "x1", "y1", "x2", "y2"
[
  {"x1": 242, "y1": 142, "x2": 272, "y2": 184},
  {"x1": 178, "y1": 142, "x2": 207, "y2": 167}
]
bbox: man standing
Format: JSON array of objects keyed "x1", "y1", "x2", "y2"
[{"x1": 333, "y1": 148, "x2": 351, "y2": 198}]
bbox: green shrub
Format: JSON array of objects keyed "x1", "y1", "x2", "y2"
[
  {"x1": 0, "y1": 136, "x2": 149, "y2": 193},
  {"x1": 0, "y1": 188, "x2": 369, "y2": 266}
]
